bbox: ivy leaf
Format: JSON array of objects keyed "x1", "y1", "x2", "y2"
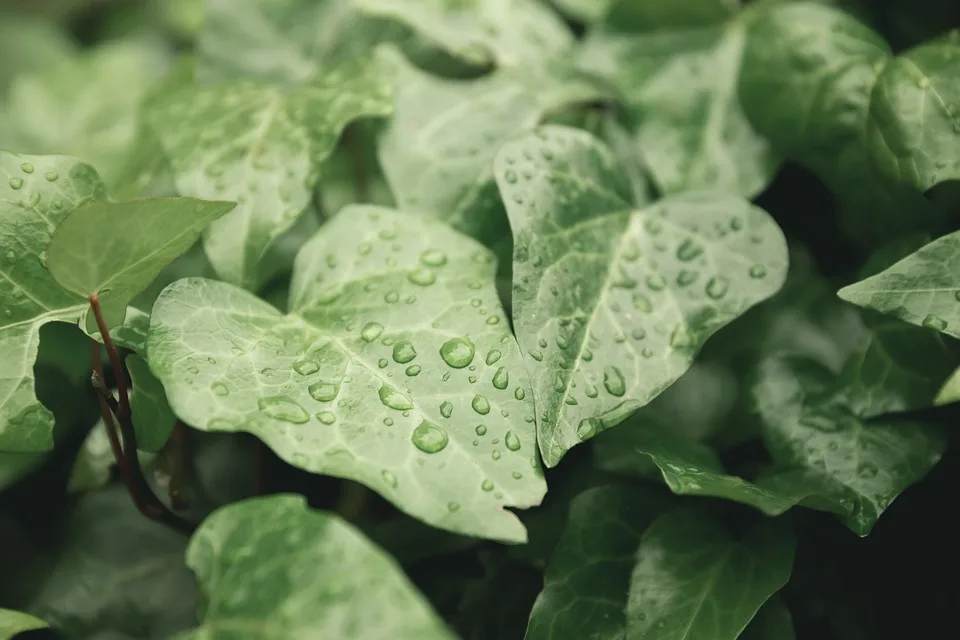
[
  {"x1": 626, "y1": 507, "x2": 795, "y2": 639},
  {"x1": 838, "y1": 230, "x2": 960, "y2": 339},
  {"x1": 377, "y1": 47, "x2": 610, "y2": 244},
  {"x1": 46, "y1": 197, "x2": 235, "y2": 330},
  {"x1": 0, "y1": 453, "x2": 45, "y2": 492},
  {"x1": 752, "y1": 343, "x2": 950, "y2": 535},
  {"x1": 27, "y1": 487, "x2": 196, "y2": 638},
  {"x1": 0, "y1": 151, "x2": 105, "y2": 452},
  {"x1": 145, "y1": 57, "x2": 392, "y2": 290},
  {"x1": 180, "y1": 495, "x2": 454, "y2": 639},
  {"x1": 551, "y1": 0, "x2": 614, "y2": 24},
  {"x1": 148, "y1": 206, "x2": 545, "y2": 542},
  {"x1": 128, "y1": 355, "x2": 177, "y2": 453},
  {"x1": 66, "y1": 421, "x2": 115, "y2": 494},
  {"x1": 525, "y1": 485, "x2": 670, "y2": 640},
  {"x1": 356, "y1": 0, "x2": 574, "y2": 68},
  {"x1": 741, "y1": 598, "x2": 796, "y2": 640},
  {"x1": 0, "y1": 609, "x2": 47, "y2": 638},
  {"x1": 494, "y1": 126, "x2": 788, "y2": 466},
  {"x1": 0, "y1": 39, "x2": 169, "y2": 190},
  {"x1": 578, "y1": 11, "x2": 780, "y2": 197},
  {"x1": 935, "y1": 367, "x2": 960, "y2": 405},
  {"x1": 867, "y1": 37, "x2": 960, "y2": 193}
]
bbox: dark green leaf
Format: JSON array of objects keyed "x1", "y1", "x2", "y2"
[
  {"x1": 0, "y1": 609, "x2": 47, "y2": 638},
  {"x1": 128, "y1": 354, "x2": 177, "y2": 453},
  {"x1": 494, "y1": 126, "x2": 787, "y2": 466},
  {"x1": 525, "y1": 485, "x2": 670, "y2": 640},
  {"x1": 740, "y1": 597, "x2": 796, "y2": 640},
  {"x1": 0, "y1": 452, "x2": 45, "y2": 492},
  {"x1": 935, "y1": 367, "x2": 960, "y2": 405},
  {"x1": 626, "y1": 507, "x2": 795, "y2": 639},
  {"x1": 180, "y1": 495, "x2": 454, "y2": 639},
  {"x1": 148, "y1": 206, "x2": 544, "y2": 541},
  {"x1": 603, "y1": 0, "x2": 739, "y2": 32}
]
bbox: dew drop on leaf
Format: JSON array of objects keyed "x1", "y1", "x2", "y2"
[
  {"x1": 504, "y1": 168, "x2": 518, "y2": 184},
  {"x1": 514, "y1": 387, "x2": 525, "y2": 400},
  {"x1": 411, "y1": 420, "x2": 449, "y2": 453},
  {"x1": 492, "y1": 367, "x2": 509, "y2": 390},
  {"x1": 705, "y1": 276, "x2": 729, "y2": 299},
  {"x1": 420, "y1": 249, "x2": 447, "y2": 267},
  {"x1": 20, "y1": 162, "x2": 33, "y2": 173},
  {"x1": 392, "y1": 341, "x2": 417, "y2": 364},
  {"x1": 505, "y1": 430, "x2": 521, "y2": 451},
  {"x1": 447, "y1": 502, "x2": 460, "y2": 512},
  {"x1": 922, "y1": 314, "x2": 948, "y2": 331},
  {"x1": 492, "y1": 450, "x2": 501, "y2": 460},
  {"x1": 405, "y1": 364, "x2": 422, "y2": 376},
  {"x1": 577, "y1": 418, "x2": 600, "y2": 440},
  {"x1": 381, "y1": 470, "x2": 398, "y2": 487},
  {"x1": 379, "y1": 384, "x2": 413, "y2": 411},
  {"x1": 43, "y1": 171, "x2": 58, "y2": 182},
  {"x1": 748, "y1": 264, "x2": 768, "y2": 279},
  {"x1": 529, "y1": 350, "x2": 543, "y2": 362},
  {"x1": 646, "y1": 274, "x2": 666, "y2": 291},
  {"x1": 407, "y1": 268, "x2": 436, "y2": 286},
  {"x1": 293, "y1": 360, "x2": 319, "y2": 375},
  {"x1": 8, "y1": 178, "x2": 23, "y2": 190},
  {"x1": 361, "y1": 321, "x2": 384, "y2": 342},
  {"x1": 440, "y1": 337, "x2": 475, "y2": 368},
  {"x1": 482, "y1": 479, "x2": 494, "y2": 491},
  {"x1": 858, "y1": 463, "x2": 879, "y2": 479},
  {"x1": 676, "y1": 238, "x2": 703, "y2": 262},
  {"x1": 257, "y1": 396, "x2": 310, "y2": 424},
  {"x1": 472, "y1": 395, "x2": 491, "y2": 415},
  {"x1": 308, "y1": 380, "x2": 340, "y2": 402},
  {"x1": 439, "y1": 401, "x2": 453, "y2": 418},
  {"x1": 632, "y1": 293, "x2": 653, "y2": 313},
  {"x1": 677, "y1": 270, "x2": 698, "y2": 286},
  {"x1": 603, "y1": 367, "x2": 626, "y2": 397},
  {"x1": 211, "y1": 382, "x2": 229, "y2": 396},
  {"x1": 316, "y1": 411, "x2": 336, "y2": 425}
]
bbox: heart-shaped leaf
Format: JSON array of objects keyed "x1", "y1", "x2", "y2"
[
  {"x1": 148, "y1": 206, "x2": 545, "y2": 541},
  {"x1": 494, "y1": 126, "x2": 788, "y2": 466}
]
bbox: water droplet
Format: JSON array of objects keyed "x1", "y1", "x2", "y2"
[
  {"x1": 381, "y1": 470, "x2": 398, "y2": 487},
  {"x1": 308, "y1": 380, "x2": 340, "y2": 402},
  {"x1": 677, "y1": 270, "x2": 698, "y2": 286},
  {"x1": 858, "y1": 462, "x2": 879, "y2": 479},
  {"x1": 43, "y1": 171, "x2": 58, "y2": 182},
  {"x1": 515, "y1": 386, "x2": 527, "y2": 401},
  {"x1": 438, "y1": 401, "x2": 454, "y2": 419},
  {"x1": 408, "y1": 268, "x2": 436, "y2": 286},
  {"x1": 383, "y1": 417, "x2": 394, "y2": 426},
  {"x1": 317, "y1": 411, "x2": 336, "y2": 425},
  {"x1": 676, "y1": 238, "x2": 703, "y2": 262},
  {"x1": 378, "y1": 358, "x2": 388, "y2": 368},
  {"x1": 412, "y1": 420, "x2": 449, "y2": 453},
  {"x1": 472, "y1": 395, "x2": 490, "y2": 415},
  {"x1": 577, "y1": 418, "x2": 600, "y2": 440},
  {"x1": 529, "y1": 350, "x2": 543, "y2": 362},
  {"x1": 492, "y1": 367, "x2": 509, "y2": 390},
  {"x1": 480, "y1": 479, "x2": 494, "y2": 492},
  {"x1": 492, "y1": 450, "x2": 501, "y2": 460},
  {"x1": 643, "y1": 218, "x2": 662, "y2": 235},
  {"x1": 748, "y1": 264, "x2": 767, "y2": 279},
  {"x1": 485, "y1": 316, "x2": 500, "y2": 325},
  {"x1": 633, "y1": 293, "x2": 653, "y2": 313},
  {"x1": 379, "y1": 384, "x2": 413, "y2": 411},
  {"x1": 315, "y1": 287, "x2": 342, "y2": 305},
  {"x1": 603, "y1": 367, "x2": 626, "y2": 397},
  {"x1": 705, "y1": 276, "x2": 728, "y2": 299},
  {"x1": 258, "y1": 396, "x2": 310, "y2": 423},
  {"x1": 392, "y1": 341, "x2": 417, "y2": 364},
  {"x1": 440, "y1": 337, "x2": 475, "y2": 368},
  {"x1": 504, "y1": 168, "x2": 518, "y2": 184},
  {"x1": 447, "y1": 502, "x2": 460, "y2": 512},
  {"x1": 642, "y1": 348, "x2": 654, "y2": 358},
  {"x1": 922, "y1": 314, "x2": 948, "y2": 331},
  {"x1": 505, "y1": 430, "x2": 521, "y2": 451},
  {"x1": 917, "y1": 77, "x2": 930, "y2": 89},
  {"x1": 632, "y1": 328, "x2": 647, "y2": 340},
  {"x1": 293, "y1": 360, "x2": 319, "y2": 375},
  {"x1": 402, "y1": 364, "x2": 421, "y2": 377},
  {"x1": 646, "y1": 274, "x2": 666, "y2": 291},
  {"x1": 954, "y1": 291, "x2": 960, "y2": 302},
  {"x1": 211, "y1": 382, "x2": 229, "y2": 396},
  {"x1": 8, "y1": 178, "x2": 23, "y2": 190},
  {"x1": 19, "y1": 162, "x2": 33, "y2": 174},
  {"x1": 384, "y1": 291, "x2": 400, "y2": 303},
  {"x1": 361, "y1": 322, "x2": 384, "y2": 342}
]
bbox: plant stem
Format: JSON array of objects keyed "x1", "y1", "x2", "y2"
[{"x1": 89, "y1": 294, "x2": 130, "y2": 418}]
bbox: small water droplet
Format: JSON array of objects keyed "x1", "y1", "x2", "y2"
[
  {"x1": 646, "y1": 274, "x2": 666, "y2": 291},
  {"x1": 474, "y1": 425, "x2": 488, "y2": 437},
  {"x1": 43, "y1": 171, "x2": 58, "y2": 182},
  {"x1": 676, "y1": 238, "x2": 703, "y2": 262},
  {"x1": 293, "y1": 360, "x2": 319, "y2": 375},
  {"x1": 308, "y1": 380, "x2": 340, "y2": 402},
  {"x1": 419, "y1": 249, "x2": 448, "y2": 267},
  {"x1": 392, "y1": 341, "x2": 417, "y2": 364},
  {"x1": 504, "y1": 168, "x2": 518, "y2": 184},
  {"x1": 439, "y1": 401, "x2": 454, "y2": 419},
  {"x1": 492, "y1": 367, "x2": 509, "y2": 390},
  {"x1": 317, "y1": 411, "x2": 336, "y2": 425},
  {"x1": 8, "y1": 178, "x2": 23, "y2": 190},
  {"x1": 505, "y1": 430, "x2": 521, "y2": 451},
  {"x1": 642, "y1": 348, "x2": 654, "y2": 358},
  {"x1": 633, "y1": 293, "x2": 653, "y2": 313},
  {"x1": 440, "y1": 337, "x2": 475, "y2": 368},
  {"x1": 669, "y1": 324, "x2": 691, "y2": 349},
  {"x1": 405, "y1": 364, "x2": 422, "y2": 377},
  {"x1": 603, "y1": 367, "x2": 626, "y2": 397},
  {"x1": 384, "y1": 291, "x2": 400, "y2": 303},
  {"x1": 922, "y1": 314, "x2": 948, "y2": 331},
  {"x1": 749, "y1": 264, "x2": 767, "y2": 279},
  {"x1": 705, "y1": 276, "x2": 728, "y2": 299},
  {"x1": 917, "y1": 77, "x2": 930, "y2": 89},
  {"x1": 485, "y1": 316, "x2": 500, "y2": 325},
  {"x1": 858, "y1": 462, "x2": 879, "y2": 479},
  {"x1": 491, "y1": 450, "x2": 501, "y2": 460},
  {"x1": 447, "y1": 502, "x2": 460, "y2": 512},
  {"x1": 258, "y1": 396, "x2": 310, "y2": 423},
  {"x1": 381, "y1": 470, "x2": 398, "y2": 487},
  {"x1": 472, "y1": 395, "x2": 490, "y2": 415},
  {"x1": 412, "y1": 420, "x2": 449, "y2": 453},
  {"x1": 577, "y1": 418, "x2": 600, "y2": 440},
  {"x1": 408, "y1": 268, "x2": 436, "y2": 286},
  {"x1": 383, "y1": 417, "x2": 394, "y2": 426},
  {"x1": 677, "y1": 270, "x2": 698, "y2": 286},
  {"x1": 529, "y1": 350, "x2": 543, "y2": 362},
  {"x1": 379, "y1": 384, "x2": 413, "y2": 411},
  {"x1": 211, "y1": 382, "x2": 229, "y2": 396},
  {"x1": 643, "y1": 218, "x2": 662, "y2": 235},
  {"x1": 361, "y1": 322, "x2": 384, "y2": 342},
  {"x1": 19, "y1": 162, "x2": 33, "y2": 173},
  {"x1": 4, "y1": 251, "x2": 14, "y2": 261}
]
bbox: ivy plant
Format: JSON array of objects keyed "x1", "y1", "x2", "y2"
[{"x1": 1, "y1": 1, "x2": 958, "y2": 639}]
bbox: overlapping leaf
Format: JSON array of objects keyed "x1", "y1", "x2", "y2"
[
  {"x1": 377, "y1": 47, "x2": 610, "y2": 244},
  {"x1": 148, "y1": 206, "x2": 545, "y2": 541},
  {"x1": 494, "y1": 126, "x2": 788, "y2": 466},
  {"x1": 578, "y1": 7, "x2": 780, "y2": 197},
  {"x1": 180, "y1": 495, "x2": 453, "y2": 639},
  {"x1": 128, "y1": 355, "x2": 177, "y2": 453},
  {"x1": 0, "y1": 609, "x2": 47, "y2": 638}
]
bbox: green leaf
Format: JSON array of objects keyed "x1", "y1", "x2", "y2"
[
  {"x1": 0, "y1": 39, "x2": 169, "y2": 190},
  {"x1": 356, "y1": 0, "x2": 575, "y2": 68},
  {"x1": 551, "y1": 0, "x2": 614, "y2": 24},
  {"x1": 525, "y1": 485, "x2": 670, "y2": 640},
  {"x1": 66, "y1": 421, "x2": 115, "y2": 494},
  {"x1": 27, "y1": 487, "x2": 197, "y2": 638},
  {"x1": 46, "y1": 197, "x2": 235, "y2": 330},
  {"x1": 935, "y1": 367, "x2": 960, "y2": 405},
  {"x1": 0, "y1": 16, "x2": 73, "y2": 92},
  {"x1": 741, "y1": 598, "x2": 796, "y2": 640},
  {"x1": 148, "y1": 206, "x2": 545, "y2": 541},
  {"x1": 752, "y1": 346, "x2": 950, "y2": 535},
  {"x1": 838, "y1": 230, "x2": 960, "y2": 339},
  {"x1": 144, "y1": 57, "x2": 393, "y2": 289},
  {"x1": 180, "y1": 494, "x2": 454, "y2": 639},
  {"x1": 867, "y1": 37, "x2": 960, "y2": 193},
  {"x1": 603, "y1": 0, "x2": 739, "y2": 32},
  {"x1": 0, "y1": 609, "x2": 47, "y2": 639},
  {"x1": 0, "y1": 452, "x2": 45, "y2": 491},
  {"x1": 578, "y1": 12, "x2": 780, "y2": 197},
  {"x1": 128, "y1": 354, "x2": 177, "y2": 453},
  {"x1": 494, "y1": 126, "x2": 788, "y2": 466},
  {"x1": 377, "y1": 47, "x2": 610, "y2": 244},
  {"x1": 626, "y1": 507, "x2": 795, "y2": 639},
  {"x1": 0, "y1": 151, "x2": 105, "y2": 452}
]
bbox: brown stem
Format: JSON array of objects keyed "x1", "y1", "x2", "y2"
[{"x1": 89, "y1": 294, "x2": 130, "y2": 418}]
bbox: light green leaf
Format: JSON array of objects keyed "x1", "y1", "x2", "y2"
[
  {"x1": 377, "y1": 47, "x2": 610, "y2": 244},
  {"x1": 0, "y1": 39, "x2": 169, "y2": 190},
  {"x1": 626, "y1": 507, "x2": 795, "y2": 639},
  {"x1": 180, "y1": 495, "x2": 453, "y2": 639},
  {"x1": 838, "y1": 230, "x2": 960, "y2": 339},
  {"x1": 0, "y1": 16, "x2": 73, "y2": 92},
  {"x1": 603, "y1": 0, "x2": 739, "y2": 31},
  {"x1": 867, "y1": 37, "x2": 960, "y2": 193},
  {"x1": 0, "y1": 608, "x2": 47, "y2": 639},
  {"x1": 935, "y1": 367, "x2": 960, "y2": 405},
  {"x1": 47, "y1": 197, "x2": 235, "y2": 330},
  {"x1": 525, "y1": 485, "x2": 669, "y2": 640},
  {"x1": 578, "y1": 12, "x2": 779, "y2": 197},
  {"x1": 145, "y1": 57, "x2": 393, "y2": 289},
  {"x1": 494, "y1": 126, "x2": 788, "y2": 466},
  {"x1": 752, "y1": 344, "x2": 950, "y2": 535},
  {"x1": 148, "y1": 206, "x2": 545, "y2": 541},
  {"x1": 0, "y1": 151, "x2": 105, "y2": 452},
  {"x1": 129, "y1": 354, "x2": 177, "y2": 453},
  {"x1": 67, "y1": 421, "x2": 115, "y2": 494},
  {"x1": 741, "y1": 598, "x2": 796, "y2": 640},
  {"x1": 356, "y1": 0, "x2": 574, "y2": 68},
  {"x1": 28, "y1": 486, "x2": 196, "y2": 638}
]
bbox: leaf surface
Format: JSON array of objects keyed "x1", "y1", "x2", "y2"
[
  {"x1": 838, "y1": 230, "x2": 960, "y2": 339},
  {"x1": 935, "y1": 367, "x2": 960, "y2": 405},
  {"x1": 0, "y1": 609, "x2": 47, "y2": 638},
  {"x1": 494, "y1": 126, "x2": 788, "y2": 466},
  {"x1": 180, "y1": 495, "x2": 454, "y2": 639},
  {"x1": 128, "y1": 354, "x2": 177, "y2": 453},
  {"x1": 377, "y1": 47, "x2": 609, "y2": 243},
  {"x1": 626, "y1": 507, "x2": 795, "y2": 639},
  {"x1": 47, "y1": 198, "x2": 235, "y2": 329},
  {"x1": 525, "y1": 485, "x2": 669, "y2": 640},
  {"x1": 0, "y1": 151, "x2": 104, "y2": 452},
  {"x1": 741, "y1": 598, "x2": 796, "y2": 640},
  {"x1": 148, "y1": 206, "x2": 545, "y2": 541}
]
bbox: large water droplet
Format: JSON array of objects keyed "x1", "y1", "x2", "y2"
[
  {"x1": 603, "y1": 367, "x2": 626, "y2": 397},
  {"x1": 472, "y1": 395, "x2": 491, "y2": 415},
  {"x1": 440, "y1": 337, "x2": 475, "y2": 368},
  {"x1": 361, "y1": 322, "x2": 384, "y2": 342},
  {"x1": 676, "y1": 239, "x2": 703, "y2": 262},
  {"x1": 308, "y1": 380, "x2": 340, "y2": 402},
  {"x1": 505, "y1": 430, "x2": 521, "y2": 451},
  {"x1": 20, "y1": 162, "x2": 33, "y2": 174},
  {"x1": 408, "y1": 268, "x2": 436, "y2": 286},
  {"x1": 420, "y1": 250, "x2": 447, "y2": 267},
  {"x1": 405, "y1": 364, "x2": 421, "y2": 376},
  {"x1": 8, "y1": 178, "x2": 23, "y2": 190},
  {"x1": 392, "y1": 341, "x2": 417, "y2": 364},
  {"x1": 492, "y1": 367, "x2": 509, "y2": 390},
  {"x1": 293, "y1": 360, "x2": 319, "y2": 375},
  {"x1": 922, "y1": 314, "x2": 948, "y2": 331},
  {"x1": 258, "y1": 396, "x2": 310, "y2": 423},
  {"x1": 514, "y1": 387, "x2": 526, "y2": 400},
  {"x1": 44, "y1": 170, "x2": 58, "y2": 182},
  {"x1": 379, "y1": 384, "x2": 413, "y2": 411},
  {"x1": 411, "y1": 420, "x2": 449, "y2": 453}
]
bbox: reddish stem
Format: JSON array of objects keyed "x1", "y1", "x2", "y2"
[{"x1": 89, "y1": 294, "x2": 130, "y2": 418}]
